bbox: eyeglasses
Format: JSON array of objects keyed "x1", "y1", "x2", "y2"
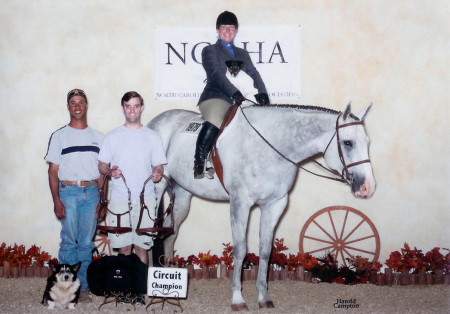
[
  {"x1": 123, "y1": 104, "x2": 142, "y2": 110},
  {"x1": 67, "y1": 89, "x2": 86, "y2": 97}
]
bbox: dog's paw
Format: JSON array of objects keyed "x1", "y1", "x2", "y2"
[
  {"x1": 68, "y1": 303, "x2": 76, "y2": 309},
  {"x1": 47, "y1": 301, "x2": 55, "y2": 309}
]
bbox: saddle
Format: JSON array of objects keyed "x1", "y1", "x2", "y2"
[{"x1": 211, "y1": 104, "x2": 240, "y2": 194}]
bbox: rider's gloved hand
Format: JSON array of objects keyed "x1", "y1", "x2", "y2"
[
  {"x1": 231, "y1": 91, "x2": 245, "y2": 106},
  {"x1": 255, "y1": 93, "x2": 270, "y2": 106}
]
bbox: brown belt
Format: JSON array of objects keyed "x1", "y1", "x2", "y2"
[{"x1": 60, "y1": 180, "x2": 97, "y2": 187}]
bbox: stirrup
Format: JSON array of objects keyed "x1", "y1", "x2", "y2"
[
  {"x1": 193, "y1": 161, "x2": 205, "y2": 179},
  {"x1": 204, "y1": 167, "x2": 215, "y2": 179},
  {"x1": 204, "y1": 156, "x2": 215, "y2": 179}
]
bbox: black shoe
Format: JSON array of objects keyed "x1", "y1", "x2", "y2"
[
  {"x1": 132, "y1": 294, "x2": 146, "y2": 306},
  {"x1": 118, "y1": 294, "x2": 131, "y2": 304}
]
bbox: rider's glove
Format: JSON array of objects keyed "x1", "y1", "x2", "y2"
[
  {"x1": 255, "y1": 93, "x2": 270, "y2": 106},
  {"x1": 231, "y1": 91, "x2": 245, "y2": 106}
]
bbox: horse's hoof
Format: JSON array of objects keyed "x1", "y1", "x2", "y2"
[
  {"x1": 259, "y1": 301, "x2": 275, "y2": 309},
  {"x1": 231, "y1": 303, "x2": 249, "y2": 311}
]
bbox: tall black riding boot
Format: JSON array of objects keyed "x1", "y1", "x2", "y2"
[{"x1": 194, "y1": 121, "x2": 219, "y2": 179}]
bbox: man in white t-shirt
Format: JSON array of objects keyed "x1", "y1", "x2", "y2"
[
  {"x1": 45, "y1": 89, "x2": 105, "y2": 303},
  {"x1": 98, "y1": 91, "x2": 167, "y2": 306}
]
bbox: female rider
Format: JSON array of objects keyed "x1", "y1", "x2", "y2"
[{"x1": 194, "y1": 11, "x2": 270, "y2": 179}]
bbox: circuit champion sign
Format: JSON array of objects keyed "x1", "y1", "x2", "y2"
[
  {"x1": 155, "y1": 25, "x2": 301, "y2": 101},
  {"x1": 147, "y1": 267, "x2": 188, "y2": 298}
]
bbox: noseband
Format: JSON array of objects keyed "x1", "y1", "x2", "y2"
[{"x1": 323, "y1": 113, "x2": 371, "y2": 183}]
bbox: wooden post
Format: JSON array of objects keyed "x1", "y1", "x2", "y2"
[
  {"x1": 25, "y1": 266, "x2": 34, "y2": 277},
  {"x1": 250, "y1": 266, "x2": 258, "y2": 280},
  {"x1": 385, "y1": 268, "x2": 393, "y2": 286},
  {"x1": 401, "y1": 270, "x2": 410, "y2": 285},
  {"x1": 410, "y1": 273, "x2": 417, "y2": 285},
  {"x1": 11, "y1": 266, "x2": 19, "y2": 278},
  {"x1": 40, "y1": 266, "x2": 49, "y2": 277},
  {"x1": 201, "y1": 265, "x2": 210, "y2": 279},
  {"x1": 3, "y1": 261, "x2": 11, "y2": 278},
  {"x1": 227, "y1": 269, "x2": 233, "y2": 280},
  {"x1": 187, "y1": 264, "x2": 194, "y2": 279},
  {"x1": 210, "y1": 267, "x2": 218, "y2": 279},
  {"x1": 268, "y1": 267, "x2": 275, "y2": 281},
  {"x1": 435, "y1": 269, "x2": 444, "y2": 284},
  {"x1": 220, "y1": 264, "x2": 227, "y2": 279},
  {"x1": 297, "y1": 266, "x2": 305, "y2": 281},
  {"x1": 377, "y1": 274, "x2": 386, "y2": 286},
  {"x1": 288, "y1": 270, "x2": 297, "y2": 281},
  {"x1": 33, "y1": 264, "x2": 39, "y2": 277},
  {"x1": 304, "y1": 271, "x2": 312, "y2": 283},
  {"x1": 393, "y1": 272, "x2": 401, "y2": 285},
  {"x1": 418, "y1": 271, "x2": 426, "y2": 285},
  {"x1": 280, "y1": 266, "x2": 288, "y2": 281},
  {"x1": 194, "y1": 269, "x2": 202, "y2": 280},
  {"x1": 426, "y1": 273, "x2": 434, "y2": 285},
  {"x1": 369, "y1": 269, "x2": 377, "y2": 284}
]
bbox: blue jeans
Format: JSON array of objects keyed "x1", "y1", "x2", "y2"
[{"x1": 58, "y1": 182, "x2": 98, "y2": 291}]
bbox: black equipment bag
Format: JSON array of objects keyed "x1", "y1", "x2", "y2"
[{"x1": 87, "y1": 253, "x2": 148, "y2": 296}]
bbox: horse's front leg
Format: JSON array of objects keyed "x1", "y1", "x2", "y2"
[
  {"x1": 257, "y1": 194, "x2": 288, "y2": 309},
  {"x1": 229, "y1": 198, "x2": 252, "y2": 311}
]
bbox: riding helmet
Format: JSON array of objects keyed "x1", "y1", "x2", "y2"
[{"x1": 216, "y1": 11, "x2": 238, "y2": 29}]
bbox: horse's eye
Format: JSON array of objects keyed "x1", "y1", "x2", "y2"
[{"x1": 344, "y1": 140, "x2": 353, "y2": 147}]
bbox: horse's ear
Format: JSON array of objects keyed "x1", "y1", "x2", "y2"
[
  {"x1": 357, "y1": 102, "x2": 373, "y2": 121},
  {"x1": 343, "y1": 102, "x2": 352, "y2": 120}
]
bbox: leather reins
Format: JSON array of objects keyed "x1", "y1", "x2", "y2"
[{"x1": 239, "y1": 100, "x2": 371, "y2": 185}]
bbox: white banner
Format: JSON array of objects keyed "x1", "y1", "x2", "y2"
[{"x1": 155, "y1": 25, "x2": 301, "y2": 101}]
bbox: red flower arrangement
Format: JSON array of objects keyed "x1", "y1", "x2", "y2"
[
  {"x1": 269, "y1": 238, "x2": 288, "y2": 267},
  {"x1": 172, "y1": 251, "x2": 186, "y2": 268},
  {"x1": 347, "y1": 255, "x2": 382, "y2": 273},
  {"x1": 243, "y1": 253, "x2": 259, "y2": 270},
  {"x1": 384, "y1": 244, "x2": 450, "y2": 274},
  {"x1": 0, "y1": 243, "x2": 54, "y2": 270},
  {"x1": 425, "y1": 247, "x2": 445, "y2": 273},
  {"x1": 186, "y1": 254, "x2": 199, "y2": 266},
  {"x1": 302, "y1": 253, "x2": 319, "y2": 271},
  {"x1": 196, "y1": 251, "x2": 221, "y2": 268},
  {"x1": 220, "y1": 242, "x2": 234, "y2": 270},
  {"x1": 286, "y1": 253, "x2": 301, "y2": 271}
]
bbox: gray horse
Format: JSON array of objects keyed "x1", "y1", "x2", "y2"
[{"x1": 147, "y1": 103, "x2": 375, "y2": 310}]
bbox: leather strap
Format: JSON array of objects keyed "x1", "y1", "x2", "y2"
[{"x1": 60, "y1": 180, "x2": 97, "y2": 187}]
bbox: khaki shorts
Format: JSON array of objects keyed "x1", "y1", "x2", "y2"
[
  {"x1": 107, "y1": 198, "x2": 156, "y2": 250},
  {"x1": 199, "y1": 98, "x2": 231, "y2": 128}
]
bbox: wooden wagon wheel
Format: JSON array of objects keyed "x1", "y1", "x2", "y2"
[
  {"x1": 299, "y1": 206, "x2": 380, "y2": 267},
  {"x1": 93, "y1": 220, "x2": 112, "y2": 256}
]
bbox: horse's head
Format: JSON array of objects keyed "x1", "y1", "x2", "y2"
[{"x1": 323, "y1": 103, "x2": 376, "y2": 198}]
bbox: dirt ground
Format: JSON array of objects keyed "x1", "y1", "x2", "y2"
[{"x1": 0, "y1": 277, "x2": 449, "y2": 313}]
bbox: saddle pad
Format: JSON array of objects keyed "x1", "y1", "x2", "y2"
[{"x1": 181, "y1": 116, "x2": 204, "y2": 136}]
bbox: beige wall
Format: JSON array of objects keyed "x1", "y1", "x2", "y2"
[{"x1": 1, "y1": 0, "x2": 449, "y2": 264}]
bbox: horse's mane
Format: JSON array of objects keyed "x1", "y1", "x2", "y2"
[{"x1": 256, "y1": 104, "x2": 340, "y2": 115}]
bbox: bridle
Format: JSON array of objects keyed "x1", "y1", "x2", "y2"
[
  {"x1": 97, "y1": 170, "x2": 174, "y2": 239},
  {"x1": 322, "y1": 113, "x2": 371, "y2": 183},
  {"x1": 238, "y1": 101, "x2": 371, "y2": 185}
]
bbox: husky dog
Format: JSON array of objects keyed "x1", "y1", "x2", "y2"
[
  {"x1": 225, "y1": 60, "x2": 259, "y2": 106},
  {"x1": 41, "y1": 261, "x2": 81, "y2": 309}
]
